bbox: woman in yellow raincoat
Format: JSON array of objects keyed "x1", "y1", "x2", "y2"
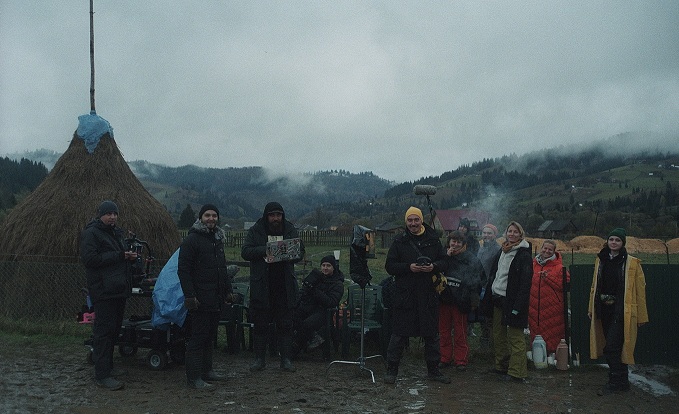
[{"x1": 587, "y1": 228, "x2": 648, "y2": 396}]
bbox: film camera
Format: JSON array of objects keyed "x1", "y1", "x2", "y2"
[
  {"x1": 124, "y1": 233, "x2": 156, "y2": 291},
  {"x1": 416, "y1": 256, "x2": 432, "y2": 266}
]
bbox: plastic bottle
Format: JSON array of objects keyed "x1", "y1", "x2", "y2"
[
  {"x1": 532, "y1": 335, "x2": 548, "y2": 369},
  {"x1": 556, "y1": 339, "x2": 569, "y2": 370}
]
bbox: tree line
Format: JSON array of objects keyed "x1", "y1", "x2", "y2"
[{"x1": 0, "y1": 157, "x2": 48, "y2": 214}]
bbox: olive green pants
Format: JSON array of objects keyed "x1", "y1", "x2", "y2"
[{"x1": 492, "y1": 306, "x2": 528, "y2": 379}]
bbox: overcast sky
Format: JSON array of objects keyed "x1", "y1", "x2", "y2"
[{"x1": 2, "y1": 1, "x2": 678, "y2": 182}]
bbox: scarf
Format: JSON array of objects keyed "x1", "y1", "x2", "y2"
[
  {"x1": 450, "y1": 244, "x2": 467, "y2": 256},
  {"x1": 535, "y1": 253, "x2": 556, "y2": 267},
  {"x1": 501, "y1": 238, "x2": 523, "y2": 253},
  {"x1": 191, "y1": 219, "x2": 226, "y2": 240}
]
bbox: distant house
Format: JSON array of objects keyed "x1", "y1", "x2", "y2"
[
  {"x1": 374, "y1": 222, "x2": 402, "y2": 233},
  {"x1": 433, "y1": 209, "x2": 492, "y2": 237},
  {"x1": 374, "y1": 221, "x2": 403, "y2": 248},
  {"x1": 537, "y1": 220, "x2": 578, "y2": 239}
]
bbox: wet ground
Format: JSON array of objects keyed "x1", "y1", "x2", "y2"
[{"x1": 1, "y1": 332, "x2": 677, "y2": 413}]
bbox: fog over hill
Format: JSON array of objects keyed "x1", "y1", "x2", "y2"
[{"x1": 4, "y1": 131, "x2": 679, "y2": 234}]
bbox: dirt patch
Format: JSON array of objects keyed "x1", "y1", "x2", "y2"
[{"x1": 1, "y1": 334, "x2": 677, "y2": 413}]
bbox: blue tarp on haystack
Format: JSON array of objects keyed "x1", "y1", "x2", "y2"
[{"x1": 76, "y1": 111, "x2": 114, "y2": 153}]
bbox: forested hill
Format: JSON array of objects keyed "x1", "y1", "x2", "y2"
[
  {"x1": 0, "y1": 157, "x2": 48, "y2": 213},
  {"x1": 374, "y1": 133, "x2": 679, "y2": 239},
  {"x1": 129, "y1": 162, "x2": 392, "y2": 222},
  {"x1": 387, "y1": 136, "x2": 677, "y2": 199}
]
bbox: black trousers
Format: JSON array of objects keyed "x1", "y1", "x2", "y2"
[
  {"x1": 293, "y1": 308, "x2": 325, "y2": 346},
  {"x1": 251, "y1": 304, "x2": 294, "y2": 352},
  {"x1": 92, "y1": 298, "x2": 126, "y2": 380},
  {"x1": 600, "y1": 303, "x2": 628, "y2": 386},
  {"x1": 186, "y1": 310, "x2": 220, "y2": 355},
  {"x1": 185, "y1": 310, "x2": 220, "y2": 379},
  {"x1": 387, "y1": 334, "x2": 440, "y2": 364}
]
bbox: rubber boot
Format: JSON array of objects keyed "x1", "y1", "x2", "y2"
[
  {"x1": 202, "y1": 347, "x2": 226, "y2": 382},
  {"x1": 279, "y1": 335, "x2": 297, "y2": 372},
  {"x1": 249, "y1": 334, "x2": 267, "y2": 372},
  {"x1": 186, "y1": 349, "x2": 214, "y2": 389},
  {"x1": 427, "y1": 361, "x2": 451, "y2": 384},
  {"x1": 384, "y1": 361, "x2": 399, "y2": 384}
]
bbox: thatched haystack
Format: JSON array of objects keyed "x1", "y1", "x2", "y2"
[{"x1": 0, "y1": 132, "x2": 180, "y2": 261}]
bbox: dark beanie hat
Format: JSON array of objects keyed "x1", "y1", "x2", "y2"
[
  {"x1": 320, "y1": 255, "x2": 336, "y2": 269},
  {"x1": 198, "y1": 204, "x2": 220, "y2": 219},
  {"x1": 608, "y1": 227, "x2": 626, "y2": 245},
  {"x1": 98, "y1": 200, "x2": 119, "y2": 217},
  {"x1": 264, "y1": 202, "x2": 284, "y2": 215}
]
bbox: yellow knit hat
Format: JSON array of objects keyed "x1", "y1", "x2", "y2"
[{"x1": 405, "y1": 206, "x2": 424, "y2": 222}]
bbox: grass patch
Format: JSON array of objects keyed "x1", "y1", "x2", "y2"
[
  {"x1": 0, "y1": 329, "x2": 84, "y2": 349},
  {"x1": 0, "y1": 316, "x2": 91, "y2": 338}
]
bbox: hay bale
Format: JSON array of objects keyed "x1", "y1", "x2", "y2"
[
  {"x1": 0, "y1": 133, "x2": 180, "y2": 261},
  {"x1": 625, "y1": 237, "x2": 667, "y2": 254},
  {"x1": 567, "y1": 236, "x2": 605, "y2": 254},
  {"x1": 667, "y1": 238, "x2": 679, "y2": 254}
]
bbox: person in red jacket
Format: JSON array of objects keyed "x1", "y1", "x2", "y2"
[{"x1": 529, "y1": 240, "x2": 570, "y2": 354}]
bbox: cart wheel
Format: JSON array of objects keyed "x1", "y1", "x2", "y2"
[
  {"x1": 86, "y1": 349, "x2": 94, "y2": 365},
  {"x1": 147, "y1": 350, "x2": 168, "y2": 370},
  {"x1": 170, "y1": 345, "x2": 185, "y2": 364},
  {"x1": 119, "y1": 345, "x2": 138, "y2": 357}
]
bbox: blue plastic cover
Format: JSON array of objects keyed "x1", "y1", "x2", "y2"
[
  {"x1": 76, "y1": 111, "x2": 114, "y2": 153},
  {"x1": 151, "y1": 248, "x2": 187, "y2": 329}
]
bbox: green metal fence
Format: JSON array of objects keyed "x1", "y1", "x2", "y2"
[{"x1": 569, "y1": 264, "x2": 678, "y2": 366}]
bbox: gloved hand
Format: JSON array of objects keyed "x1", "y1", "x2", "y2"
[
  {"x1": 184, "y1": 297, "x2": 199, "y2": 310},
  {"x1": 302, "y1": 270, "x2": 323, "y2": 289}
]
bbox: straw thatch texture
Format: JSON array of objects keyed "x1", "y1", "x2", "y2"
[{"x1": 0, "y1": 132, "x2": 180, "y2": 261}]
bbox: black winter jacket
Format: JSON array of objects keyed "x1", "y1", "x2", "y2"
[
  {"x1": 481, "y1": 241, "x2": 533, "y2": 328},
  {"x1": 241, "y1": 217, "x2": 305, "y2": 310},
  {"x1": 385, "y1": 224, "x2": 448, "y2": 337},
  {"x1": 80, "y1": 219, "x2": 132, "y2": 304},
  {"x1": 177, "y1": 222, "x2": 232, "y2": 311},
  {"x1": 443, "y1": 250, "x2": 485, "y2": 313},
  {"x1": 297, "y1": 269, "x2": 344, "y2": 315}
]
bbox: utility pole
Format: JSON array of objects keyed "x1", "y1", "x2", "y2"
[{"x1": 89, "y1": 0, "x2": 96, "y2": 112}]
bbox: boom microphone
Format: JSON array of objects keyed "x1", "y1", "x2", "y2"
[{"x1": 413, "y1": 185, "x2": 437, "y2": 196}]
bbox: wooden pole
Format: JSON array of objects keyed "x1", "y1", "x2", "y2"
[{"x1": 90, "y1": 0, "x2": 96, "y2": 112}]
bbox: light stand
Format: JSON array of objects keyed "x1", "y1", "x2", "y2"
[
  {"x1": 326, "y1": 228, "x2": 383, "y2": 383},
  {"x1": 326, "y1": 283, "x2": 383, "y2": 382}
]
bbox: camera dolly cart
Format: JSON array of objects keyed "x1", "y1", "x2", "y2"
[{"x1": 81, "y1": 235, "x2": 186, "y2": 370}]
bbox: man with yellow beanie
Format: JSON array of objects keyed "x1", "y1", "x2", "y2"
[{"x1": 383, "y1": 206, "x2": 450, "y2": 384}]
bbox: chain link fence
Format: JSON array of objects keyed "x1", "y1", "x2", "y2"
[{"x1": 0, "y1": 257, "x2": 161, "y2": 323}]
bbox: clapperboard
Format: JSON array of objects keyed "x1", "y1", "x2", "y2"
[{"x1": 265, "y1": 238, "x2": 302, "y2": 263}]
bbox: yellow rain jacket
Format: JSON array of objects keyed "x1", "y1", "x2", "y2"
[{"x1": 588, "y1": 254, "x2": 648, "y2": 364}]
